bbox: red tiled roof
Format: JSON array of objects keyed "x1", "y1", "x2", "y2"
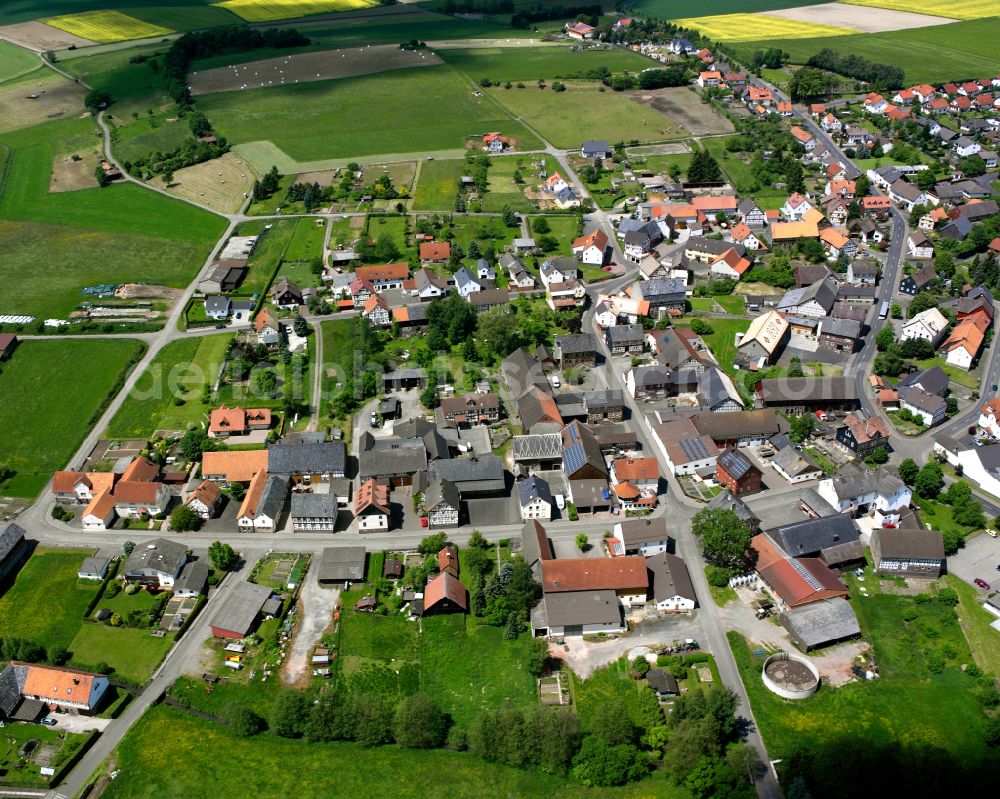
[
  {"x1": 355, "y1": 263, "x2": 409, "y2": 282},
  {"x1": 201, "y1": 449, "x2": 268, "y2": 482},
  {"x1": 752, "y1": 534, "x2": 847, "y2": 607},
  {"x1": 612, "y1": 457, "x2": 659, "y2": 482},
  {"x1": 541, "y1": 556, "x2": 648, "y2": 592},
  {"x1": 420, "y1": 241, "x2": 450, "y2": 260},
  {"x1": 424, "y1": 572, "x2": 467, "y2": 611}
]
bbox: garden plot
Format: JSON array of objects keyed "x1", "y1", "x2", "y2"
[
  {"x1": 763, "y1": 2, "x2": 957, "y2": 31},
  {"x1": 189, "y1": 45, "x2": 442, "y2": 95}
]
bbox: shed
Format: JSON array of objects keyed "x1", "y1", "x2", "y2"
[
  {"x1": 318, "y1": 546, "x2": 367, "y2": 585},
  {"x1": 210, "y1": 581, "x2": 273, "y2": 639}
]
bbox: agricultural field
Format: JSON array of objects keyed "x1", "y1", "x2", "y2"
[
  {"x1": 412, "y1": 158, "x2": 466, "y2": 211},
  {"x1": 489, "y1": 83, "x2": 685, "y2": 149},
  {"x1": 480, "y1": 153, "x2": 559, "y2": 213},
  {"x1": 727, "y1": 16, "x2": 1000, "y2": 84},
  {"x1": 190, "y1": 45, "x2": 440, "y2": 95},
  {"x1": 0, "y1": 2, "x2": 230, "y2": 27},
  {"x1": 630, "y1": 87, "x2": 733, "y2": 138},
  {"x1": 0, "y1": 117, "x2": 225, "y2": 319},
  {"x1": 0, "y1": 548, "x2": 101, "y2": 652},
  {"x1": 215, "y1": 0, "x2": 377, "y2": 22},
  {"x1": 198, "y1": 65, "x2": 542, "y2": 162},
  {"x1": 0, "y1": 71, "x2": 87, "y2": 134},
  {"x1": 42, "y1": 10, "x2": 172, "y2": 43},
  {"x1": 70, "y1": 624, "x2": 176, "y2": 683},
  {"x1": 675, "y1": 12, "x2": 855, "y2": 41},
  {"x1": 762, "y1": 2, "x2": 959, "y2": 32},
  {"x1": 111, "y1": 114, "x2": 191, "y2": 166},
  {"x1": 0, "y1": 41, "x2": 42, "y2": 83},
  {"x1": 104, "y1": 704, "x2": 685, "y2": 799},
  {"x1": 105, "y1": 333, "x2": 233, "y2": 437},
  {"x1": 237, "y1": 218, "x2": 299, "y2": 295},
  {"x1": 153, "y1": 152, "x2": 257, "y2": 213},
  {"x1": 438, "y1": 46, "x2": 650, "y2": 83},
  {"x1": 284, "y1": 216, "x2": 327, "y2": 262},
  {"x1": 0, "y1": 339, "x2": 144, "y2": 498},
  {"x1": 59, "y1": 43, "x2": 174, "y2": 118},
  {"x1": 840, "y1": 0, "x2": 996, "y2": 20}
]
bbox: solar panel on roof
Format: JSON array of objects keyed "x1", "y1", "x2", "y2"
[
  {"x1": 787, "y1": 556, "x2": 822, "y2": 591},
  {"x1": 720, "y1": 450, "x2": 752, "y2": 479},
  {"x1": 564, "y1": 443, "x2": 586, "y2": 475},
  {"x1": 677, "y1": 437, "x2": 709, "y2": 461}
]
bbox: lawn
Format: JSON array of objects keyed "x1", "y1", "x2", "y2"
[
  {"x1": 198, "y1": 66, "x2": 542, "y2": 161},
  {"x1": 481, "y1": 153, "x2": 557, "y2": 213},
  {"x1": 0, "y1": 547, "x2": 101, "y2": 652},
  {"x1": 69, "y1": 624, "x2": 176, "y2": 683},
  {"x1": 912, "y1": 356, "x2": 980, "y2": 390},
  {"x1": 572, "y1": 656, "x2": 663, "y2": 734},
  {"x1": 728, "y1": 580, "x2": 998, "y2": 795},
  {"x1": 366, "y1": 214, "x2": 409, "y2": 255},
  {"x1": 449, "y1": 214, "x2": 518, "y2": 254},
  {"x1": 413, "y1": 158, "x2": 466, "y2": 211},
  {"x1": 106, "y1": 333, "x2": 233, "y2": 437},
  {"x1": 727, "y1": 16, "x2": 1000, "y2": 85},
  {"x1": 104, "y1": 704, "x2": 688, "y2": 799},
  {"x1": 439, "y1": 46, "x2": 650, "y2": 83},
  {"x1": 946, "y1": 574, "x2": 1000, "y2": 675},
  {"x1": 528, "y1": 215, "x2": 580, "y2": 256},
  {"x1": 111, "y1": 114, "x2": 192, "y2": 165},
  {"x1": 0, "y1": 339, "x2": 144, "y2": 498},
  {"x1": 238, "y1": 218, "x2": 299, "y2": 296},
  {"x1": 284, "y1": 216, "x2": 326, "y2": 263},
  {"x1": 0, "y1": 117, "x2": 226, "y2": 319},
  {"x1": 490, "y1": 83, "x2": 686, "y2": 149},
  {"x1": 60, "y1": 43, "x2": 175, "y2": 118},
  {"x1": 0, "y1": 722, "x2": 88, "y2": 789},
  {"x1": 701, "y1": 137, "x2": 787, "y2": 208},
  {"x1": 674, "y1": 317, "x2": 747, "y2": 378},
  {"x1": 420, "y1": 614, "x2": 536, "y2": 728}
]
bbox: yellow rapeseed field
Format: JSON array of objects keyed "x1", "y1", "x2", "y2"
[
  {"x1": 840, "y1": 0, "x2": 995, "y2": 21},
  {"x1": 213, "y1": 0, "x2": 377, "y2": 22},
  {"x1": 42, "y1": 10, "x2": 172, "y2": 43},
  {"x1": 676, "y1": 13, "x2": 857, "y2": 42}
]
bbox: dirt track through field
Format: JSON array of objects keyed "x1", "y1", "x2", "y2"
[
  {"x1": 631, "y1": 87, "x2": 733, "y2": 137},
  {"x1": 282, "y1": 564, "x2": 339, "y2": 686},
  {"x1": 189, "y1": 44, "x2": 442, "y2": 95},
  {"x1": 761, "y1": 2, "x2": 956, "y2": 32}
]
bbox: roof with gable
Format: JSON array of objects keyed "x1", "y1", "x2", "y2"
[
  {"x1": 752, "y1": 534, "x2": 848, "y2": 608},
  {"x1": 424, "y1": 572, "x2": 467, "y2": 612},
  {"x1": 561, "y1": 420, "x2": 607, "y2": 479},
  {"x1": 646, "y1": 552, "x2": 696, "y2": 605},
  {"x1": 739, "y1": 311, "x2": 788, "y2": 355},
  {"x1": 717, "y1": 446, "x2": 758, "y2": 481},
  {"x1": 521, "y1": 519, "x2": 554, "y2": 565},
  {"x1": 518, "y1": 475, "x2": 552, "y2": 507},
  {"x1": 354, "y1": 478, "x2": 389, "y2": 516},
  {"x1": 202, "y1": 449, "x2": 268, "y2": 482},
  {"x1": 541, "y1": 556, "x2": 648, "y2": 593}
]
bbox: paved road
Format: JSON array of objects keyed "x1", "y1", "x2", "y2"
[{"x1": 53, "y1": 557, "x2": 256, "y2": 798}]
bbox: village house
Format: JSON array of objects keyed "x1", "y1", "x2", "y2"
[
  {"x1": 185, "y1": 479, "x2": 222, "y2": 520},
  {"x1": 208, "y1": 405, "x2": 272, "y2": 438},
  {"x1": 572, "y1": 229, "x2": 609, "y2": 265},
  {"x1": 901, "y1": 307, "x2": 948, "y2": 345},
  {"x1": 424, "y1": 479, "x2": 461, "y2": 528},
  {"x1": 871, "y1": 528, "x2": 945, "y2": 578},
  {"x1": 716, "y1": 446, "x2": 762, "y2": 496},
  {"x1": 355, "y1": 478, "x2": 390, "y2": 531},
  {"x1": 518, "y1": 475, "x2": 553, "y2": 521},
  {"x1": 438, "y1": 392, "x2": 500, "y2": 428},
  {"x1": 256, "y1": 307, "x2": 281, "y2": 345},
  {"x1": 836, "y1": 412, "x2": 892, "y2": 459},
  {"x1": 122, "y1": 538, "x2": 187, "y2": 588}
]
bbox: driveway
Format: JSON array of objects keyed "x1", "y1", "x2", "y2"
[
  {"x1": 45, "y1": 712, "x2": 112, "y2": 733},
  {"x1": 947, "y1": 532, "x2": 1000, "y2": 590},
  {"x1": 554, "y1": 613, "x2": 704, "y2": 678},
  {"x1": 282, "y1": 562, "x2": 339, "y2": 685}
]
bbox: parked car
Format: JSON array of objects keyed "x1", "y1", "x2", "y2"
[
  {"x1": 974, "y1": 578, "x2": 990, "y2": 590},
  {"x1": 986, "y1": 529, "x2": 998, "y2": 538},
  {"x1": 40, "y1": 717, "x2": 57, "y2": 726}
]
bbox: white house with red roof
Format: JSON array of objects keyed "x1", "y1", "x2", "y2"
[
  {"x1": 978, "y1": 399, "x2": 1000, "y2": 439},
  {"x1": 781, "y1": 193, "x2": 814, "y2": 222},
  {"x1": 572, "y1": 229, "x2": 609, "y2": 265},
  {"x1": 482, "y1": 132, "x2": 509, "y2": 153},
  {"x1": 863, "y1": 93, "x2": 888, "y2": 114},
  {"x1": 730, "y1": 223, "x2": 764, "y2": 251},
  {"x1": 790, "y1": 126, "x2": 815, "y2": 150},
  {"x1": 709, "y1": 248, "x2": 752, "y2": 280}
]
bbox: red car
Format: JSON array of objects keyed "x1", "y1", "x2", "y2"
[{"x1": 974, "y1": 578, "x2": 990, "y2": 590}]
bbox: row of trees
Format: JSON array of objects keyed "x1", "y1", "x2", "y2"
[{"x1": 806, "y1": 48, "x2": 904, "y2": 92}]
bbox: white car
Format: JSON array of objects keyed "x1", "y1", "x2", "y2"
[{"x1": 552, "y1": 375, "x2": 561, "y2": 388}]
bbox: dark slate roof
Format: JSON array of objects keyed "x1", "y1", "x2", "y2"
[
  {"x1": 521, "y1": 520, "x2": 554, "y2": 565},
  {"x1": 902, "y1": 387, "x2": 946, "y2": 415},
  {"x1": 607, "y1": 324, "x2": 644, "y2": 344},
  {"x1": 646, "y1": 669, "x2": 679, "y2": 695},
  {"x1": 562, "y1": 421, "x2": 607, "y2": 478},
  {"x1": 636, "y1": 277, "x2": 686, "y2": 299},
  {"x1": 319, "y1": 546, "x2": 367, "y2": 582},
  {"x1": 617, "y1": 518, "x2": 668, "y2": 545},
  {"x1": 555, "y1": 333, "x2": 597, "y2": 355},
  {"x1": 542, "y1": 589, "x2": 622, "y2": 628},
  {"x1": 518, "y1": 475, "x2": 552, "y2": 507},
  {"x1": 424, "y1": 478, "x2": 460, "y2": 511},
  {"x1": 0, "y1": 522, "x2": 25, "y2": 562},
  {"x1": 781, "y1": 597, "x2": 860, "y2": 648},
  {"x1": 706, "y1": 490, "x2": 759, "y2": 527},
  {"x1": 646, "y1": 552, "x2": 696, "y2": 604},
  {"x1": 123, "y1": 538, "x2": 187, "y2": 577},
  {"x1": 585, "y1": 388, "x2": 625, "y2": 410},
  {"x1": 900, "y1": 365, "x2": 949, "y2": 397},
  {"x1": 257, "y1": 475, "x2": 288, "y2": 521},
  {"x1": 429, "y1": 455, "x2": 504, "y2": 489},
  {"x1": 211, "y1": 581, "x2": 272, "y2": 635},
  {"x1": 692, "y1": 410, "x2": 780, "y2": 440},
  {"x1": 290, "y1": 492, "x2": 338, "y2": 518},
  {"x1": 359, "y1": 446, "x2": 428, "y2": 479},
  {"x1": 772, "y1": 515, "x2": 859, "y2": 557},
  {"x1": 821, "y1": 318, "x2": 862, "y2": 339},
  {"x1": 501, "y1": 348, "x2": 549, "y2": 398},
  {"x1": 174, "y1": 560, "x2": 209, "y2": 595},
  {"x1": 757, "y1": 377, "x2": 858, "y2": 404},
  {"x1": 698, "y1": 367, "x2": 742, "y2": 410},
  {"x1": 268, "y1": 442, "x2": 346, "y2": 476},
  {"x1": 876, "y1": 528, "x2": 945, "y2": 560}
]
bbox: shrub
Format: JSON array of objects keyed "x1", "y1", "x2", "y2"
[{"x1": 706, "y1": 565, "x2": 731, "y2": 588}]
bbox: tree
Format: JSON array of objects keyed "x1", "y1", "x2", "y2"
[
  {"x1": 687, "y1": 149, "x2": 722, "y2": 184},
  {"x1": 788, "y1": 66, "x2": 834, "y2": 102},
  {"x1": 122, "y1": 540, "x2": 136, "y2": 557},
  {"x1": 374, "y1": 233, "x2": 399, "y2": 262},
  {"x1": 689, "y1": 318, "x2": 713, "y2": 335},
  {"x1": 787, "y1": 357, "x2": 804, "y2": 378},
  {"x1": 84, "y1": 89, "x2": 113, "y2": 112},
  {"x1": 502, "y1": 205, "x2": 519, "y2": 227},
  {"x1": 393, "y1": 693, "x2": 448, "y2": 748},
  {"x1": 188, "y1": 111, "x2": 212, "y2": 137},
  {"x1": 270, "y1": 688, "x2": 312, "y2": 738},
  {"x1": 169, "y1": 504, "x2": 201, "y2": 532},
  {"x1": 209, "y1": 540, "x2": 238, "y2": 571},
  {"x1": 418, "y1": 532, "x2": 448, "y2": 555},
  {"x1": 875, "y1": 326, "x2": 895, "y2": 352},
  {"x1": 691, "y1": 508, "x2": 752, "y2": 572},
  {"x1": 572, "y1": 736, "x2": 648, "y2": 787},
  {"x1": 226, "y1": 702, "x2": 264, "y2": 736},
  {"x1": 533, "y1": 216, "x2": 550, "y2": 234},
  {"x1": 292, "y1": 314, "x2": 308, "y2": 337},
  {"x1": 868, "y1": 446, "x2": 889, "y2": 465},
  {"x1": 420, "y1": 383, "x2": 439, "y2": 410},
  {"x1": 914, "y1": 462, "x2": 943, "y2": 499},
  {"x1": 789, "y1": 413, "x2": 817, "y2": 443},
  {"x1": 576, "y1": 533, "x2": 589, "y2": 552},
  {"x1": 631, "y1": 655, "x2": 650, "y2": 677},
  {"x1": 527, "y1": 637, "x2": 550, "y2": 676}
]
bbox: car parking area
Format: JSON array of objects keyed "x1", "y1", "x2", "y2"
[{"x1": 946, "y1": 531, "x2": 1000, "y2": 592}]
